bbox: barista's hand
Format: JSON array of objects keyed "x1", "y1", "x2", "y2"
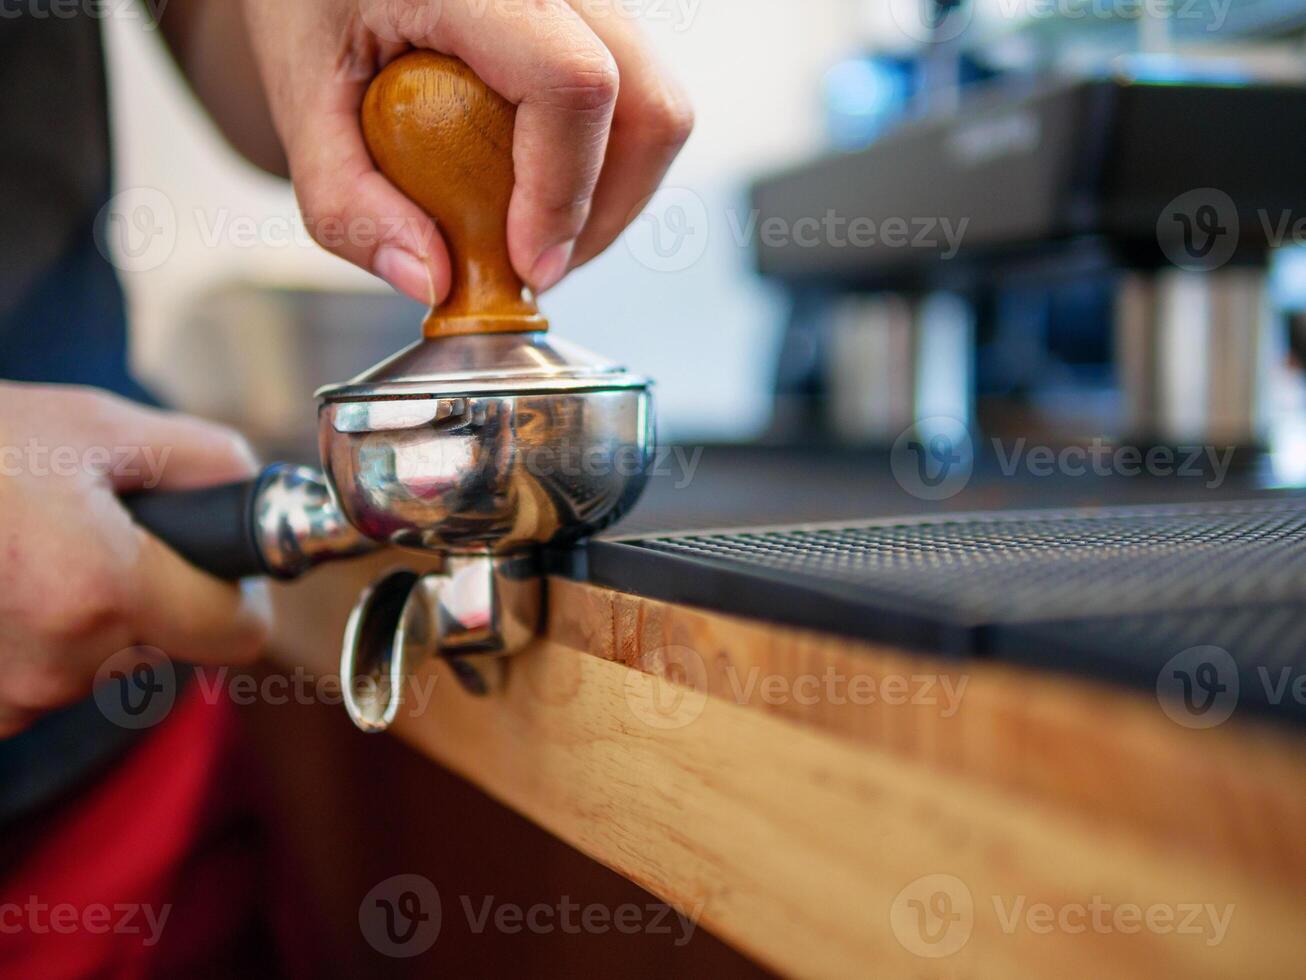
[
  {"x1": 240, "y1": 0, "x2": 692, "y2": 302},
  {"x1": 0, "y1": 383, "x2": 271, "y2": 737}
]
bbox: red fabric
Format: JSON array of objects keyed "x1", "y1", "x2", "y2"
[{"x1": 0, "y1": 680, "x2": 263, "y2": 979}]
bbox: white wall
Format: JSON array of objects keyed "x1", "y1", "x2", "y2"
[{"x1": 102, "y1": 1, "x2": 862, "y2": 439}]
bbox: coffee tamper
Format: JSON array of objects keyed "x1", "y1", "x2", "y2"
[{"x1": 126, "y1": 51, "x2": 654, "y2": 731}]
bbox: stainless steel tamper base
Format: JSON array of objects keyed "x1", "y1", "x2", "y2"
[{"x1": 318, "y1": 332, "x2": 655, "y2": 733}]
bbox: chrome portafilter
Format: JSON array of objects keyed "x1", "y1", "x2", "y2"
[
  {"x1": 321, "y1": 331, "x2": 652, "y2": 732},
  {"x1": 123, "y1": 52, "x2": 655, "y2": 732}
]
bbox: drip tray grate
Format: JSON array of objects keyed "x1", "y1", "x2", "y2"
[{"x1": 576, "y1": 499, "x2": 1306, "y2": 727}]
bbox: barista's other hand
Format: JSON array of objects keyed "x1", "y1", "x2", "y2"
[
  {"x1": 0, "y1": 383, "x2": 271, "y2": 737},
  {"x1": 241, "y1": 0, "x2": 692, "y2": 302}
]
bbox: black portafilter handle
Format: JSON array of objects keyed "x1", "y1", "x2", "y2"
[
  {"x1": 125, "y1": 474, "x2": 268, "y2": 580},
  {"x1": 122, "y1": 463, "x2": 376, "y2": 582}
]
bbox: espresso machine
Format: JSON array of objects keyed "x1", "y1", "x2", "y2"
[
  {"x1": 753, "y1": 71, "x2": 1306, "y2": 450},
  {"x1": 125, "y1": 53, "x2": 654, "y2": 732}
]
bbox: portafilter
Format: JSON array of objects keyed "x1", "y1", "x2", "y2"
[{"x1": 125, "y1": 52, "x2": 654, "y2": 732}]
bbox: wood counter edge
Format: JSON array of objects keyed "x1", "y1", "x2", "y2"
[{"x1": 268, "y1": 562, "x2": 1306, "y2": 979}]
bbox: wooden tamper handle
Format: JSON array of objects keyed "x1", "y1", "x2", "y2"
[{"x1": 363, "y1": 51, "x2": 547, "y2": 338}]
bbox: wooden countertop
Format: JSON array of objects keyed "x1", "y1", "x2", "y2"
[{"x1": 270, "y1": 552, "x2": 1306, "y2": 979}]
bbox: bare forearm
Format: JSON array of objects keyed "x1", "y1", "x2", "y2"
[{"x1": 158, "y1": 0, "x2": 289, "y2": 177}]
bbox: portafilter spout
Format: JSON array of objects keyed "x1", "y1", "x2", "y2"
[{"x1": 124, "y1": 52, "x2": 654, "y2": 732}]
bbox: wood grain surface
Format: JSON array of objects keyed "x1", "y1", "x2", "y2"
[{"x1": 270, "y1": 557, "x2": 1306, "y2": 978}]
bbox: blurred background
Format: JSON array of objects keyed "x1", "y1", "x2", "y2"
[{"x1": 102, "y1": 0, "x2": 1306, "y2": 479}]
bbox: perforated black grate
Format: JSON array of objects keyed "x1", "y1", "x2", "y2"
[
  {"x1": 634, "y1": 502, "x2": 1306, "y2": 622},
  {"x1": 581, "y1": 498, "x2": 1306, "y2": 726}
]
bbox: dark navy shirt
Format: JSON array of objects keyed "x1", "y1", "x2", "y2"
[{"x1": 0, "y1": 14, "x2": 157, "y2": 822}]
